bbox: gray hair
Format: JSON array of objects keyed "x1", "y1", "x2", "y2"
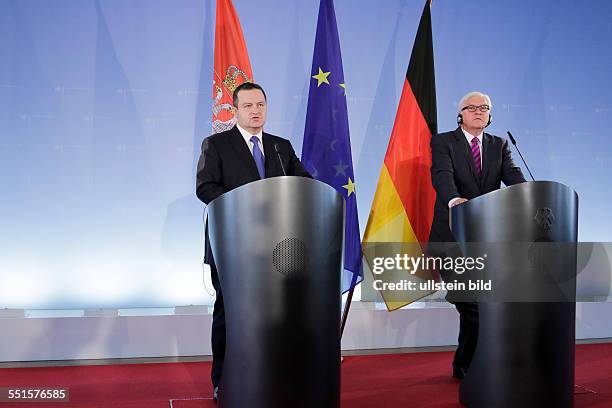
[{"x1": 457, "y1": 91, "x2": 492, "y2": 112}]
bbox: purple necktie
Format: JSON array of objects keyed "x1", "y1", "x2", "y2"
[
  {"x1": 250, "y1": 136, "x2": 265, "y2": 179},
  {"x1": 471, "y1": 137, "x2": 482, "y2": 177}
]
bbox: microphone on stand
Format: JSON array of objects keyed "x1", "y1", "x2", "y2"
[
  {"x1": 274, "y1": 143, "x2": 287, "y2": 176},
  {"x1": 507, "y1": 131, "x2": 535, "y2": 181}
]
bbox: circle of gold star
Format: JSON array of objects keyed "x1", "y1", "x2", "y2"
[
  {"x1": 343, "y1": 177, "x2": 356, "y2": 197},
  {"x1": 312, "y1": 67, "x2": 331, "y2": 87}
]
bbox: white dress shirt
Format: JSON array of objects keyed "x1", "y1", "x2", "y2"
[
  {"x1": 461, "y1": 127, "x2": 483, "y2": 168},
  {"x1": 236, "y1": 123, "x2": 264, "y2": 157}
]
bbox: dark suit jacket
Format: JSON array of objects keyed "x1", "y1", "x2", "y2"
[
  {"x1": 195, "y1": 125, "x2": 311, "y2": 264},
  {"x1": 428, "y1": 127, "x2": 526, "y2": 243}
]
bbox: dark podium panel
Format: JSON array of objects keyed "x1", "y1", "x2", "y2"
[
  {"x1": 207, "y1": 176, "x2": 344, "y2": 408},
  {"x1": 451, "y1": 181, "x2": 579, "y2": 408}
]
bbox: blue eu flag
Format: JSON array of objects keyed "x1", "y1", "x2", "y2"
[{"x1": 302, "y1": 0, "x2": 362, "y2": 292}]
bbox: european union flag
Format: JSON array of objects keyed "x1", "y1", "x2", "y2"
[{"x1": 302, "y1": 0, "x2": 362, "y2": 293}]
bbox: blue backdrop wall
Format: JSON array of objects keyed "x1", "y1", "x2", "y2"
[{"x1": 1, "y1": 0, "x2": 611, "y2": 308}]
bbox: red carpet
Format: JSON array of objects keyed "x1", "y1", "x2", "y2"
[{"x1": 1, "y1": 343, "x2": 610, "y2": 407}]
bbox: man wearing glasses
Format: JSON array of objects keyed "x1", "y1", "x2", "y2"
[{"x1": 428, "y1": 91, "x2": 526, "y2": 379}]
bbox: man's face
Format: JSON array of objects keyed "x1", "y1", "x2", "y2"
[
  {"x1": 460, "y1": 95, "x2": 490, "y2": 132},
  {"x1": 235, "y1": 89, "x2": 267, "y2": 133}
]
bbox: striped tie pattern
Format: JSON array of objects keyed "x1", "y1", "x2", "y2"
[
  {"x1": 251, "y1": 136, "x2": 266, "y2": 179},
  {"x1": 471, "y1": 137, "x2": 482, "y2": 177}
]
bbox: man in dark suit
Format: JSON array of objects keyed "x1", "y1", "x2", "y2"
[
  {"x1": 195, "y1": 82, "x2": 311, "y2": 399},
  {"x1": 429, "y1": 91, "x2": 526, "y2": 379}
]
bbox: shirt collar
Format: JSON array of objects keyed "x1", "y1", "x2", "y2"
[
  {"x1": 236, "y1": 123, "x2": 263, "y2": 145},
  {"x1": 461, "y1": 127, "x2": 483, "y2": 144}
]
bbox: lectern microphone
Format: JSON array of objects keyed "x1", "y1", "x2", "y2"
[
  {"x1": 507, "y1": 131, "x2": 535, "y2": 181},
  {"x1": 274, "y1": 143, "x2": 287, "y2": 176}
]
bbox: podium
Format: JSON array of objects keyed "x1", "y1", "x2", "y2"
[
  {"x1": 451, "y1": 181, "x2": 579, "y2": 408},
  {"x1": 207, "y1": 176, "x2": 344, "y2": 408}
]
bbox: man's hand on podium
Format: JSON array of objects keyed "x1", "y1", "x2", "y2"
[{"x1": 449, "y1": 197, "x2": 469, "y2": 208}]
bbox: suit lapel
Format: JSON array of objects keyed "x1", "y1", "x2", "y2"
[
  {"x1": 262, "y1": 133, "x2": 275, "y2": 177},
  {"x1": 228, "y1": 126, "x2": 261, "y2": 180},
  {"x1": 480, "y1": 133, "x2": 492, "y2": 186},
  {"x1": 454, "y1": 127, "x2": 480, "y2": 187}
]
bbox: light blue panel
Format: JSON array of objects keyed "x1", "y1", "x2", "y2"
[{"x1": 0, "y1": 0, "x2": 610, "y2": 308}]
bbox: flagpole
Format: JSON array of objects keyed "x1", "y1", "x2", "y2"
[
  {"x1": 340, "y1": 286, "x2": 354, "y2": 338},
  {"x1": 340, "y1": 271, "x2": 360, "y2": 338}
]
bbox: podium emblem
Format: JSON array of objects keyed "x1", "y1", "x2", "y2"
[{"x1": 534, "y1": 208, "x2": 555, "y2": 232}]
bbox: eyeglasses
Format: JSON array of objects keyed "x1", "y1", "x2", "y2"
[{"x1": 461, "y1": 104, "x2": 490, "y2": 113}]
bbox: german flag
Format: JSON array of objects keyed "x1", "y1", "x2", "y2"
[
  {"x1": 212, "y1": 0, "x2": 253, "y2": 134},
  {"x1": 362, "y1": 0, "x2": 437, "y2": 311}
]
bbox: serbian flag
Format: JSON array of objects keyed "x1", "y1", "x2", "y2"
[
  {"x1": 362, "y1": 0, "x2": 437, "y2": 311},
  {"x1": 302, "y1": 0, "x2": 362, "y2": 293},
  {"x1": 212, "y1": 0, "x2": 253, "y2": 134}
]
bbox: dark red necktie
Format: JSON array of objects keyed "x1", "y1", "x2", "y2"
[{"x1": 471, "y1": 137, "x2": 482, "y2": 177}]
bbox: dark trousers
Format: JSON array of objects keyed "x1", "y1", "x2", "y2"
[
  {"x1": 210, "y1": 263, "x2": 225, "y2": 388},
  {"x1": 453, "y1": 302, "x2": 479, "y2": 373}
]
